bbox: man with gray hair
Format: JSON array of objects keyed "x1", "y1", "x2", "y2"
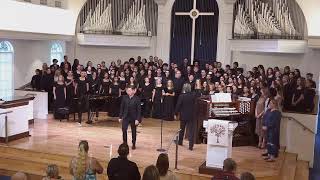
[{"x1": 175, "y1": 83, "x2": 197, "y2": 150}]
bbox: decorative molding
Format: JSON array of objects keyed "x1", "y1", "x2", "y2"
[
  {"x1": 77, "y1": 33, "x2": 152, "y2": 47},
  {"x1": 230, "y1": 39, "x2": 307, "y2": 53},
  {"x1": 0, "y1": 30, "x2": 73, "y2": 41},
  {"x1": 308, "y1": 36, "x2": 320, "y2": 49}
]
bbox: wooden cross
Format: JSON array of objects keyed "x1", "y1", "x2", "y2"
[{"x1": 175, "y1": 0, "x2": 215, "y2": 64}]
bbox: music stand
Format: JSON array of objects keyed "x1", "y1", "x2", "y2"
[{"x1": 157, "y1": 119, "x2": 166, "y2": 152}]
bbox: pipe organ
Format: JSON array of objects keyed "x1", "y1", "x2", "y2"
[
  {"x1": 79, "y1": 0, "x2": 158, "y2": 36},
  {"x1": 233, "y1": 0, "x2": 306, "y2": 39}
]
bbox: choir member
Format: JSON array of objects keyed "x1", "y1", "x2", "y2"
[
  {"x1": 291, "y1": 77, "x2": 305, "y2": 112},
  {"x1": 141, "y1": 77, "x2": 153, "y2": 118},
  {"x1": 152, "y1": 78, "x2": 164, "y2": 119},
  {"x1": 262, "y1": 99, "x2": 281, "y2": 162},
  {"x1": 255, "y1": 88, "x2": 268, "y2": 149},
  {"x1": 304, "y1": 79, "x2": 316, "y2": 113},
  {"x1": 163, "y1": 80, "x2": 175, "y2": 121},
  {"x1": 241, "y1": 86, "x2": 251, "y2": 98},
  {"x1": 100, "y1": 73, "x2": 111, "y2": 95},
  {"x1": 109, "y1": 76, "x2": 121, "y2": 117},
  {"x1": 72, "y1": 59, "x2": 79, "y2": 72},
  {"x1": 53, "y1": 75, "x2": 66, "y2": 116},
  {"x1": 60, "y1": 55, "x2": 71, "y2": 71},
  {"x1": 65, "y1": 71, "x2": 75, "y2": 107},
  {"x1": 31, "y1": 69, "x2": 42, "y2": 91},
  {"x1": 75, "y1": 70, "x2": 89, "y2": 125},
  {"x1": 194, "y1": 79, "x2": 203, "y2": 96}
]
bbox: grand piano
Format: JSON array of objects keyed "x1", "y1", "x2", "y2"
[{"x1": 194, "y1": 94, "x2": 256, "y2": 146}]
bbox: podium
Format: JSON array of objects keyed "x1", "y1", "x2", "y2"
[{"x1": 199, "y1": 119, "x2": 238, "y2": 175}]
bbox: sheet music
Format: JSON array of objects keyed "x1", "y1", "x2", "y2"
[{"x1": 211, "y1": 93, "x2": 232, "y2": 103}]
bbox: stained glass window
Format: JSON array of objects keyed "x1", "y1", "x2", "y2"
[{"x1": 50, "y1": 43, "x2": 63, "y2": 64}]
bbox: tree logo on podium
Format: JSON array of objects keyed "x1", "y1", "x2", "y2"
[{"x1": 210, "y1": 124, "x2": 226, "y2": 143}]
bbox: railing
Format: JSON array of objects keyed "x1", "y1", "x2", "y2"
[{"x1": 282, "y1": 115, "x2": 315, "y2": 134}]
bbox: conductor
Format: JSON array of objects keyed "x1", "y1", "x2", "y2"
[
  {"x1": 175, "y1": 83, "x2": 197, "y2": 151},
  {"x1": 119, "y1": 85, "x2": 141, "y2": 150}
]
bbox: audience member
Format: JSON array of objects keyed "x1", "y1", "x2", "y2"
[
  {"x1": 156, "y1": 153, "x2": 178, "y2": 180},
  {"x1": 142, "y1": 165, "x2": 160, "y2": 180},
  {"x1": 107, "y1": 143, "x2": 141, "y2": 180},
  {"x1": 212, "y1": 158, "x2": 239, "y2": 180},
  {"x1": 69, "y1": 140, "x2": 103, "y2": 179}
]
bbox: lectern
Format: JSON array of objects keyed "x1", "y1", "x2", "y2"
[{"x1": 199, "y1": 119, "x2": 238, "y2": 175}]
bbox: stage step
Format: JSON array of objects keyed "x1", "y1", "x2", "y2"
[
  {"x1": 279, "y1": 153, "x2": 298, "y2": 180},
  {"x1": 294, "y1": 160, "x2": 309, "y2": 180}
]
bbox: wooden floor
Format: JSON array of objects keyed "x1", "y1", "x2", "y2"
[{"x1": 0, "y1": 114, "x2": 307, "y2": 180}]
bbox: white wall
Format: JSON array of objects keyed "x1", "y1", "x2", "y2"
[
  {"x1": 0, "y1": 39, "x2": 66, "y2": 88},
  {"x1": 232, "y1": 48, "x2": 320, "y2": 85},
  {"x1": 66, "y1": 37, "x2": 157, "y2": 66}
]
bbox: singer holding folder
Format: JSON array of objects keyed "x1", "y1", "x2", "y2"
[{"x1": 175, "y1": 83, "x2": 197, "y2": 151}]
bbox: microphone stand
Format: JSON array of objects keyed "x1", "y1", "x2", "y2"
[
  {"x1": 157, "y1": 118, "x2": 166, "y2": 152},
  {"x1": 165, "y1": 129, "x2": 181, "y2": 170}
]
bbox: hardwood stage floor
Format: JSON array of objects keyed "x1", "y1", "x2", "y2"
[{"x1": 3, "y1": 114, "x2": 283, "y2": 178}]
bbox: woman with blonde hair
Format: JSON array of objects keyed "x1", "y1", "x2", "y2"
[
  {"x1": 163, "y1": 80, "x2": 175, "y2": 121},
  {"x1": 69, "y1": 140, "x2": 103, "y2": 180}
]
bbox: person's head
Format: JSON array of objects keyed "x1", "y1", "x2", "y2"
[
  {"x1": 63, "y1": 55, "x2": 68, "y2": 62},
  {"x1": 156, "y1": 153, "x2": 169, "y2": 176},
  {"x1": 118, "y1": 143, "x2": 129, "y2": 158},
  {"x1": 175, "y1": 70, "x2": 182, "y2": 78},
  {"x1": 167, "y1": 80, "x2": 174, "y2": 89},
  {"x1": 126, "y1": 84, "x2": 137, "y2": 97},
  {"x1": 142, "y1": 165, "x2": 160, "y2": 180},
  {"x1": 243, "y1": 86, "x2": 249, "y2": 94},
  {"x1": 104, "y1": 72, "x2": 109, "y2": 79},
  {"x1": 67, "y1": 71, "x2": 73, "y2": 78},
  {"x1": 46, "y1": 164, "x2": 60, "y2": 179},
  {"x1": 58, "y1": 75, "x2": 64, "y2": 83},
  {"x1": 11, "y1": 172, "x2": 27, "y2": 180},
  {"x1": 52, "y1": 59, "x2": 58, "y2": 64},
  {"x1": 145, "y1": 77, "x2": 150, "y2": 84},
  {"x1": 195, "y1": 79, "x2": 202, "y2": 89},
  {"x1": 240, "y1": 172, "x2": 256, "y2": 180},
  {"x1": 209, "y1": 83, "x2": 215, "y2": 91},
  {"x1": 268, "y1": 98, "x2": 279, "y2": 110},
  {"x1": 233, "y1": 62, "x2": 239, "y2": 69},
  {"x1": 226, "y1": 86, "x2": 232, "y2": 93},
  {"x1": 223, "y1": 158, "x2": 237, "y2": 173},
  {"x1": 182, "y1": 83, "x2": 192, "y2": 93},
  {"x1": 80, "y1": 70, "x2": 86, "y2": 78},
  {"x1": 189, "y1": 74, "x2": 194, "y2": 82},
  {"x1": 35, "y1": 69, "x2": 41, "y2": 75},
  {"x1": 296, "y1": 77, "x2": 305, "y2": 87},
  {"x1": 306, "y1": 79, "x2": 313, "y2": 88},
  {"x1": 306, "y1": 73, "x2": 313, "y2": 80}
]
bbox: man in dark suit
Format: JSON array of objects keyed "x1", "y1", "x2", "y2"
[
  {"x1": 107, "y1": 143, "x2": 141, "y2": 180},
  {"x1": 119, "y1": 85, "x2": 141, "y2": 149},
  {"x1": 175, "y1": 83, "x2": 197, "y2": 150}
]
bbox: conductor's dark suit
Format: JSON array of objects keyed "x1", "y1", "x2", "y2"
[
  {"x1": 119, "y1": 95, "x2": 141, "y2": 145},
  {"x1": 175, "y1": 92, "x2": 197, "y2": 149}
]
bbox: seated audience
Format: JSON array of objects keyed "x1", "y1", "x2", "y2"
[
  {"x1": 69, "y1": 140, "x2": 103, "y2": 179},
  {"x1": 43, "y1": 164, "x2": 63, "y2": 180},
  {"x1": 156, "y1": 153, "x2": 178, "y2": 180},
  {"x1": 11, "y1": 172, "x2": 27, "y2": 180},
  {"x1": 240, "y1": 172, "x2": 255, "y2": 180},
  {"x1": 142, "y1": 165, "x2": 160, "y2": 180},
  {"x1": 107, "y1": 143, "x2": 141, "y2": 180},
  {"x1": 212, "y1": 158, "x2": 239, "y2": 180}
]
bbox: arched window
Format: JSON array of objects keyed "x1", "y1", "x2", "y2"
[
  {"x1": 0, "y1": 41, "x2": 14, "y2": 98},
  {"x1": 50, "y1": 43, "x2": 64, "y2": 64}
]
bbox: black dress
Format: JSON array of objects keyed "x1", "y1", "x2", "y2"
[
  {"x1": 65, "y1": 78, "x2": 74, "y2": 107},
  {"x1": 31, "y1": 74, "x2": 41, "y2": 91},
  {"x1": 152, "y1": 86, "x2": 164, "y2": 119},
  {"x1": 141, "y1": 83, "x2": 154, "y2": 118},
  {"x1": 109, "y1": 84, "x2": 120, "y2": 117},
  {"x1": 304, "y1": 88, "x2": 316, "y2": 112},
  {"x1": 163, "y1": 88, "x2": 175, "y2": 121},
  {"x1": 292, "y1": 87, "x2": 305, "y2": 112},
  {"x1": 101, "y1": 79, "x2": 111, "y2": 95},
  {"x1": 54, "y1": 83, "x2": 66, "y2": 109}
]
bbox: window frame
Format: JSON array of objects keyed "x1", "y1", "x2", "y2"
[{"x1": 0, "y1": 41, "x2": 14, "y2": 98}]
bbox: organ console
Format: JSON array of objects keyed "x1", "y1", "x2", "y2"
[{"x1": 195, "y1": 95, "x2": 256, "y2": 146}]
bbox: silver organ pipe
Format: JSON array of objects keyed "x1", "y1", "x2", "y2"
[
  {"x1": 79, "y1": 0, "x2": 158, "y2": 36},
  {"x1": 233, "y1": 0, "x2": 306, "y2": 39}
]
